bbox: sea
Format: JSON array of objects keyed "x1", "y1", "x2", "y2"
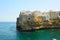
[{"x1": 0, "y1": 22, "x2": 60, "y2": 40}]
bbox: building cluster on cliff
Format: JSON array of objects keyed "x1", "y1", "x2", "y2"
[{"x1": 19, "y1": 10, "x2": 60, "y2": 22}]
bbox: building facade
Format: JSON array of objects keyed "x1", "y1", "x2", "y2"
[{"x1": 48, "y1": 10, "x2": 59, "y2": 19}]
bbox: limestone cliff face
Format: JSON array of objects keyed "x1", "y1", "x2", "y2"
[{"x1": 16, "y1": 11, "x2": 42, "y2": 30}]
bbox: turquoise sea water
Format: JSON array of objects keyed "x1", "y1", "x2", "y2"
[{"x1": 0, "y1": 22, "x2": 60, "y2": 40}]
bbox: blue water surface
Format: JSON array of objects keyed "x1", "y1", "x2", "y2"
[{"x1": 0, "y1": 22, "x2": 60, "y2": 40}]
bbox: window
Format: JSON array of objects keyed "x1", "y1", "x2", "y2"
[
  {"x1": 59, "y1": 13, "x2": 60, "y2": 16},
  {"x1": 28, "y1": 18, "x2": 30, "y2": 20}
]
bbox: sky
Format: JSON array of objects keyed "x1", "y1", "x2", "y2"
[{"x1": 0, "y1": 0, "x2": 60, "y2": 22}]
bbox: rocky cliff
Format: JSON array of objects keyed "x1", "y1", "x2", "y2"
[
  {"x1": 16, "y1": 11, "x2": 60, "y2": 31},
  {"x1": 16, "y1": 11, "x2": 42, "y2": 31}
]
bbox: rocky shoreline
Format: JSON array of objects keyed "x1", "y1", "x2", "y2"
[{"x1": 16, "y1": 25, "x2": 60, "y2": 32}]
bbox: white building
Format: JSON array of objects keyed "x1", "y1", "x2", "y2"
[{"x1": 48, "y1": 10, "x2": 59, "y2": 19}]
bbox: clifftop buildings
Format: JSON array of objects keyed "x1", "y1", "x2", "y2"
[{"x1": 19, "y1": 10, "x2": 60, "y2": 21}]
